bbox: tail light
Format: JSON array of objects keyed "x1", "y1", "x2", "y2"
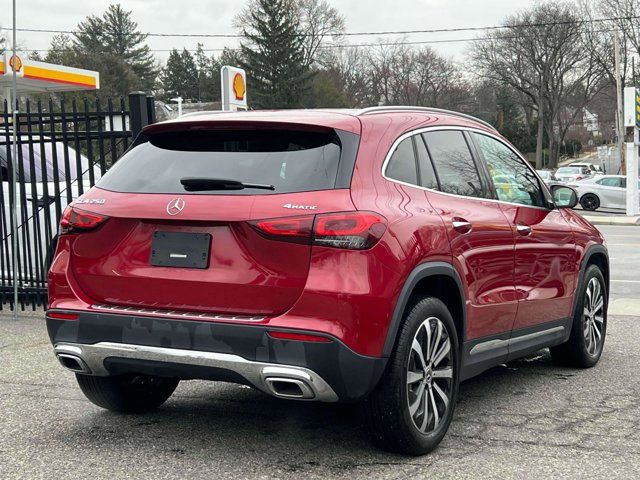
[
  {"x1": 250, "y1": 211, "x2": 387, "y2": 250},
  {"x1": 576, "y1": 176, "x2": 583, "y2": 181},
  {"x1": 60, "y1": 205, "x2": 108, "y2": 234}
]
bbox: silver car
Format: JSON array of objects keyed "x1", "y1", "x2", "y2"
[
  {"x1": 569, "y1": 175, "x2": 639, "y2": 211},
  {"x1": 555, "y1": 166, "x2": 592, "y2": 183}
]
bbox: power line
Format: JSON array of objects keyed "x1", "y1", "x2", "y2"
[
  {"x1": 17, "y1": 27, "x2": 618, "y2": 55},
  {"x1": 2, "y1": 14, "x2": 638, "y2": 39}
]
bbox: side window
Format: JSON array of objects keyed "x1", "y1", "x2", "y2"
[
  {"x1": 385, "y1": 137, "x2": 418, "y2": 185},
  {"x1": 599, "y1": 177, "x2": 622, "y2": 187},
  {"x1": 414, "y1": 134, "x2": 439, "y2": 190},
  {"x1": 422, "y1": 130, "x2": 485, "y2": 198},
  {"x1": 473, "y1": 133, "x2": 545, "y2": 207}
]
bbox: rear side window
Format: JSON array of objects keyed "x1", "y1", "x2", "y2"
[
  {"x1": 97, "y1": 129, "x2": 355, "y2": 195},
  {"x1": 422, "y1": 130, "x2": 484, "y2": 198},
  {"x1": 414, "y1": 135, "x2": 439, "y2": 190},
  {"x1": 385, "y1": 137, "x2": 418, "y2": 185}
]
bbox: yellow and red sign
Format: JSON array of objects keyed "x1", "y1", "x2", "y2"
[
  {"x1": 221, "y1": 66, "x2": 247, "y2": 111},
  {"x1": 0, "y1": 54, "x2": 99, "y2": 93},
  {"x1": 233, "y1": 72, "x2": 246, "y2": 101}
]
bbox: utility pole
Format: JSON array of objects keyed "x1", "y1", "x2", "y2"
[
  {"x1": 11, "y1": 0, "x2": 18, "y2": 319},
  {"x1": 623, "y1": 87, "x2": 639, "y2": 216},
  {"x1": 615, "y1": 30, "x2": 625, "y2": 174}
]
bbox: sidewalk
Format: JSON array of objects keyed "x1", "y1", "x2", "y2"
[{"x1": 580, "y1": 214, "x2": 640, "y2": 226}]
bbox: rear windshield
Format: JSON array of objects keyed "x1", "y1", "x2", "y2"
[
  {"x1": 556, "y1": 167, "x2": 580, "y2": 174},
  {"x1": 97, "y1": 129, "x2": 356, "y2": 195}
]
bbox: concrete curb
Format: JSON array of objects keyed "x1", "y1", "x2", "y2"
[{"x1": 581, "y1": 215, "x2": 640, "y2": 226}]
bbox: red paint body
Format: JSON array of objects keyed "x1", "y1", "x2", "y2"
[{"x1": 48, "y1": 109, "x2": 604, "y2": 358}]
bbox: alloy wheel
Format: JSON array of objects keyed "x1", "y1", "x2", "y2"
[
  {"x1": 406, "y1": 316, "x2": 454, "y2": 434},
  {"x1": 583, "y1": 277, "x2": 605, "y2": 356}
]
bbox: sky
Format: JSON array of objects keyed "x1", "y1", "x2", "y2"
[{"x1": 0, "y1": 0, "x2": 537, "y2": 63}]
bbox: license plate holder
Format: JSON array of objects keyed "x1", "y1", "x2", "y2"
[{"x1": 150, "y1": 231, "x2": 211, "y2": 269}]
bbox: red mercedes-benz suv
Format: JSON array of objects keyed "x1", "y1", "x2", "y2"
[{"x1": 47, "y1": 107, "x2": 608, "y2": 455}]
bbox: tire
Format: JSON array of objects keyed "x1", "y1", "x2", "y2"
[
  {"x1": 550, "y1": 264, "x2": 607, "y2": 368},
  {"x1": 363, "y1": 297, "x2": 459, "y2": 455},
  {"x1": 580, "y1": 193, "x2": 600, "y2": 211},
  {"x1": 76, "y1": 373, "x2": 179, "y2": 413}
]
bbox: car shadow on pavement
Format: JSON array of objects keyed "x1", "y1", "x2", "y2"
[{"x1": 57, "y1": 349, "x2": 573, "y2": 471}]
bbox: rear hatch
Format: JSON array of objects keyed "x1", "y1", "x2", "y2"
[{"x1": 66, "y1": 121, "x2": 360, "y2": 316}]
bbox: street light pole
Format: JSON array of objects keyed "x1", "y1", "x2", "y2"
[{"x1": 11, "y1": 0, "x2": 18, "y2": 319}]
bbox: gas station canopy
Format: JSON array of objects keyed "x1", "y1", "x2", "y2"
[{"x1": 0, "y1": 54, "x2": 99, "y2": 94}]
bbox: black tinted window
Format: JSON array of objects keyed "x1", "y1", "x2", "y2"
[
  {"x1": 414, "y1": 134, "x2": 439, "y2": 190},
  {"x1": 473, "y1": 133, "x2": 545, "y2": 207},
  {"x1": 385, "y1": 137, "x2": 418, "y2": 185},
  {"x1": 422, "y1": 131, "x2": 484, "y2": 197},
  {"x1": 97, "y1": 129, "x2": 347, "y2": 195}
]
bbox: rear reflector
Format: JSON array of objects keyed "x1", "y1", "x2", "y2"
[
  {"x1": 251, "y1": 211, "x2": 387, "y2": 250},
  {"x1": 60, "y1": 205, "x2": 109, "y2": 234},
  {"x1": 267, "y1": 331, "x2": 332, "y2": 343},
  {"x1": 47, "y1": 311, "x2": 80, "y2": 321}
]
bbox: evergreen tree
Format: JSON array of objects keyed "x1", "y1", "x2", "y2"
[
  {"x1": 160, "y1": 48, "x2": 199, "y2": 100},
  {"x1": 71, "y1": 4, "x2": 158, "y2": 97},
  {"x1": 238, "y1": 0, "x2": 310, "y2": 108}
]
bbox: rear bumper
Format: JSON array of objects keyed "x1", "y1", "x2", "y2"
[{"x1": 47, "y1": 311, "x2": 387, "y2": 402}]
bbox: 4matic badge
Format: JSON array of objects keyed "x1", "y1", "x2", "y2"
[{"x1": 283, "y1": 203, "x2": 318, "y2": 210}]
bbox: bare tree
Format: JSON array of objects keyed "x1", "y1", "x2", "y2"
[
  {"x1": 367, "y1": 42, "x2": 469, "y2": 109},
  {"x1": 472, "y1": 2, "x2": 601, "y2": 168}
]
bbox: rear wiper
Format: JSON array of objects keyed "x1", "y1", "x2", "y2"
[{"x1": 180, "y1": 177, "x2": 275, "y2": 192}]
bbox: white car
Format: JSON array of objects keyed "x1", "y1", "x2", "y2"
[
  {"x1": 555, "y1": 165, "x2": 592, "y2": 183},
  {"x1": 570, "y1": 162, "x2": 604, "y2": 175},
  {"x1": 569, "y1": 175, "x2": 639, "y2": 211},
  {"x1": 0, "y1": 135, "x2": 101, "y2": 282}
]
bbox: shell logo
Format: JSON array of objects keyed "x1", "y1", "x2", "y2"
[
  {"x1": 9, "y1": 55, "x2": 22, "y2": 73},
  {"x1": 233, "y1": 72, "x2": 246, "y2": 101}
]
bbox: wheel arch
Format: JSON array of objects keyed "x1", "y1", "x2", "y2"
[
  {"x1": 573, "y1": 244, "x2": 609, "y2": 317},
  {"x1": 382, "y1": 262, "x2": 466, "y2": 358}
]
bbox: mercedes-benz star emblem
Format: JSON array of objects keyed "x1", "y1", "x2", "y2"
[{"x1": 166, "y1": 198, "x2": 186, "y2": 216}]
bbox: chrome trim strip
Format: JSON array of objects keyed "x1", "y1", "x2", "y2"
[
  {"x1": 469, "y1": 326, "x2": 565, "y2": 356},
  {"x1": 380, "y1": 125, "x2": 554, "y2": 212},
  {"x1": 356, "y1": 106, "x2": 498, "y2": 132},
  {"x1": 90, "y1": 304, "x2": 265, "y2": 322},
  {"x1": 54, "y1": 342, "x2": 339, "y2": 402}
]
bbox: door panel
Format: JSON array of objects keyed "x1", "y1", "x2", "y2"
[
  {"x1": 498, "y1": 205, "x2": 576, "y2": 328},
  {"x1": 427, "y1": 192, "x2": 517, "y2": 340}
]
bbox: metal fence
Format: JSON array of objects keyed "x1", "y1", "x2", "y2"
[{"x1": 0, "y1": 92, "x2": 154, "y2": 310}]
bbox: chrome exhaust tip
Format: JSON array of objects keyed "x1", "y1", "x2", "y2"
[
  {"x1": 56, "y1": 353, "x2": 91, "y2": 374},
  {"x1": 264, "y1": 377, "x2": 315, "y2": 399}
]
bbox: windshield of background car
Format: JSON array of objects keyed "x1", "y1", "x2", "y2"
[{"x1": 97, "y1": 128, "x2": 358, "y2": 195}]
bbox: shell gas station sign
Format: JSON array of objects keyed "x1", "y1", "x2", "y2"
[
  {"x1": 221, "y1": 65, "x2": 247, "y2": 111},
  {"x1": 1, "y1": 53, "x2": 99, "y2": 107}
]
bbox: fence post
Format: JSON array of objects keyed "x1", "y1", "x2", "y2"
[
  {"x1": 128, "y1": 91, "x2": 149, "y2": 138},
  {"x1": 146, "y1": 95, "x2": 156, "y2": 125}
]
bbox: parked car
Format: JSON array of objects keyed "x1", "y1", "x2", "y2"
[
  {"x1": 47, "y1": 107, "x2": 609, "y2": 455},
  {"x1": 536, "y1": 169, "x2": 556, "y2": 184},
  {"x1": 570, "y1": 162, "x2": 604, "y2": 175},
  {"x1": 0, "y1": 134, "x2": 100, "y2": 282},
  {"x1": 555, "y1": 165, "x2": 592, "y2": 183},
  {"x1": 570, "y1": 174, "x2": 640, "y2": 211}
]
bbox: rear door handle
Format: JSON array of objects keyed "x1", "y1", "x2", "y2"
[
  {"x1": 516, "y1": 224, "x2": 532, "y2": 236},
  {"x1": 452, "y1": 218, "x2": 472, "y2": 233}
]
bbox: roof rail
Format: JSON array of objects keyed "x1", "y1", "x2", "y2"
[{"x1": 356, "y1": 106, "x2": 497, "y2": 132}]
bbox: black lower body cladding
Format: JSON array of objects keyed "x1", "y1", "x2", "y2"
[{"x1": 46, "y1": 312, "x2": 387, "y2": 402}]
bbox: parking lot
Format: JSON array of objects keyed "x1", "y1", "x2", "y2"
[{"x1": 1, "y1": 223, "x2": 640, "y2": 479}]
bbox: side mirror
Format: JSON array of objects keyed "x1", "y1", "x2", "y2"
[{"x1": 550, "y1": 184, "x2": 578, "y2": 209}]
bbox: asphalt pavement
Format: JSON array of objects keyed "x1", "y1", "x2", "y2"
[{"x1": 1, "y1": 224, "x2": 640, "y2": 479}]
